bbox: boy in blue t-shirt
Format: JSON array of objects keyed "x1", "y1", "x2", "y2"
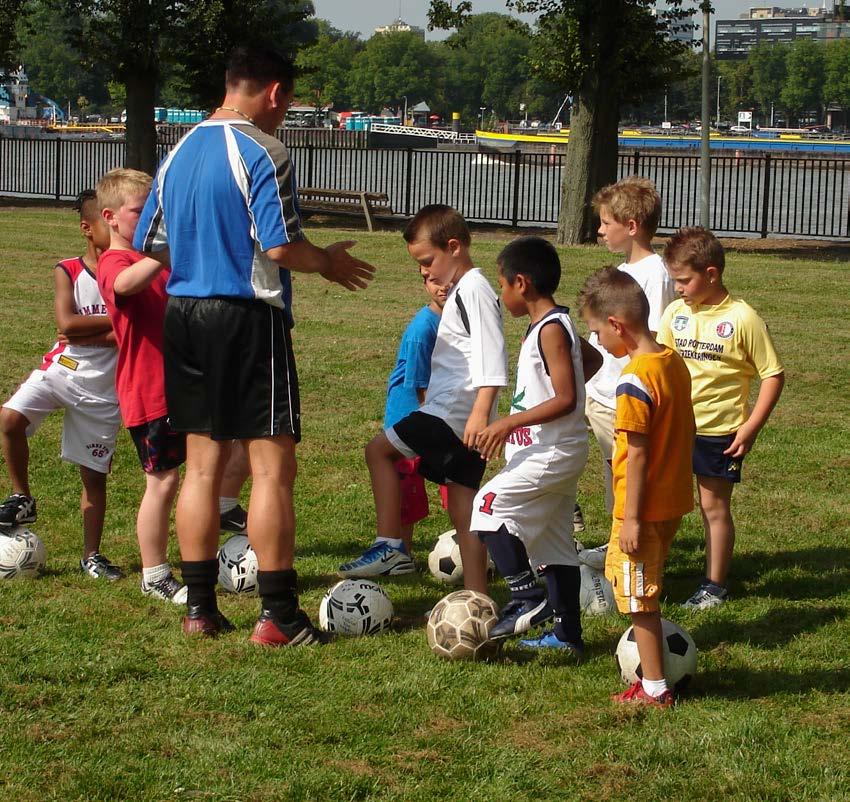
[{"x1": 340, "y1": 268, "x2": 448, "y2": 576}]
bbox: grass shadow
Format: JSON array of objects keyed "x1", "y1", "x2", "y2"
[{"x1": 691, "y1": 666, "x2": 850, "y2": 700}]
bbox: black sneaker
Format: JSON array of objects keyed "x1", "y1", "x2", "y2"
[
  {"x1": 141, "y1": 574, "x2": 188, "y2": 604},
  {"x1": 80, "y1": 553, "x2": 124, "y2": 581},
  {"x1": 220, "y1": 504, "x2": 248, "y2": 534},
  {"x1": 0, "y1": 493, "x2": 36, "y2": 527},
  {"x1": 489, "y1": 598, "x2": 553, "y2": 640},
  {"x1": 250, "y1": 608, "x2": 328, "y2": 646}
]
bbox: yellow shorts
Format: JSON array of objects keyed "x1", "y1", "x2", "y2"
[{"x1": 605, "y1": 518, "x2": 682, "y2": 614}]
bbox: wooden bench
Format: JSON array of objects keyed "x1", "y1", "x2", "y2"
[{"x1": 297, "y1": 188, "x2": 394, "y2": 232}]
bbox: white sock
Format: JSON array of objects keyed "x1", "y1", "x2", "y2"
[
  {"x1": 143, "y1": 563, "x2": 171, "y2": 586},
  {"x1": 642, "y1": 677, "x2": 669, "y2": 697},
  {"x1": 219, "y1": 496, "x2": 238, "y2": 514},
  {"x1": 374, "y1": 537, "x2": 404, "y2": 550}
]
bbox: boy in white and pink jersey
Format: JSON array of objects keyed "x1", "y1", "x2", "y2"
[{"x1": 0, "y1": 191, "x2": 123, "y2": 580}]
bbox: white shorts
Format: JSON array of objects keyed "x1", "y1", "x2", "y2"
[
  {"x1": 3, "y1": 369, "x2": 120, "y2": 474},
  {"x1": 585, "y1": 396, "x2": 615, "y2": 514},
  {"x1": 470, "y1": 444, "x2": 587, "y2": 567}
]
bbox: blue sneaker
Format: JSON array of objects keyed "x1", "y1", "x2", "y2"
[
  {"x1": 338, "y1": 541, "x2": 415, "y2": 578},
  {"x1": 489, "y1": 598, "x2": 553, "y2": 640},
  {"x1": 518, "y1": 630, "x2": 585, "y2": 660}
]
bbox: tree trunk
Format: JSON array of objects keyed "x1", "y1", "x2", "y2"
[
  {"x1": 556, "y1": 76, "x2": 620, "y2": 245},
  {"x1": 124, "y1": 70, "x2": 158, "y2": 175}
]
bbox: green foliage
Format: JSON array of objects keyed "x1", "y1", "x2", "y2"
[
  {"x1": 780, "y1": 38, "x2": 825, "y2": 123},
  {"x1": 0, "y1": 0, "x2": 25, "y2": 70},
  {"x1": 824, "y1": 38, "x2": 850, "y2": 111},
  {"x1": 295, "y1": 20, "x2": 365, "y2": 110}
]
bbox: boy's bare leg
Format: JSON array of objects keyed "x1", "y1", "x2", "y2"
[
  {"x1": 244, "y1": 435, "x2": 297, "y2": 570},
  {"x1": 447, "y1": 483, "x2": 488, "y2": 594},
  {"x1": 631, "y1": 610, "x2": 665, "y2": 681},
  {"x1": 365, "y1": 433, "x2": 404, "y2": 538},
  {"x1": 176, "y1": 434, "x2": 230, "y2": 561},
  {"x1": 400, "y1": 523, "x2": 414, "y2": 554},
  {"x1": 697, "y1": 475, "x2": 735, "y2": 587},
  {"x1": 0, "y1": 409, "x2": 31, "y2": 496},
  {"x1": 221, "y1": 440, "x2": 250, "y2": 498},
  {"x1": 137, "y1": 467, "x2": 180, "y2": 567},
  {"x1": 79, "y1": 465, "x2": 107, "y2": 559}
]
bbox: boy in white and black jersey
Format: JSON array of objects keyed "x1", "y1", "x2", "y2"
[
  {"x1": 340, "y1": 206, "x2": 507, "y2": 593},
  {"x1": 472, "y1": 237, "x2": 602, "y2": 653}
]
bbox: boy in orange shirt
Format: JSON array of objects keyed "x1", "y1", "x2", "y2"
[{"x1": 579, "y1": 267, "x2": 695, "y2": 707}]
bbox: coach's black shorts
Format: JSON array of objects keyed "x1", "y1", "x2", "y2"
[
  {"x1": 390, "y1": 411, "x2": 486, "y2": 490},
  {"x1": 163, "y1": 296, "x2": 301, "y2": 442},
  {"x1": 693, "y1": 434, "x2": 743, "y2": 483},
  {"x1": 128, "y1": 416, "x2": 186, "y2": 474}
]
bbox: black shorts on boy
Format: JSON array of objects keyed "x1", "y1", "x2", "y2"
[
  {"x1": 129, "y1": 415, "x2": 187, "y2": 473},
  {"x1": 693, "y1": 433, "x2": 743, "y2": 483}
]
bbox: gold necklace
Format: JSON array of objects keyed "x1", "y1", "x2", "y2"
[{"x1": 216, "y1": 106, "x2": 256, "y2": 125}]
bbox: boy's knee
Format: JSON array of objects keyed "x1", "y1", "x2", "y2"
[
  {"x1": 0, "y1": 407, "x2": 28, "y2": 437},
  {"x1": 365, "y1": 433, "x2": 393, "y2": 465}
]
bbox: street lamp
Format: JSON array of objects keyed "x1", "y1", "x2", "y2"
[
  {"x1": 716, "y1": 75, "x2": 722, "y2": 127},
  {"x1": 401, "y1": 95, "x2": 407, "y2": 126},
  {"x1": 479, "y1": 106, "x2": 486, "y2": 130}
]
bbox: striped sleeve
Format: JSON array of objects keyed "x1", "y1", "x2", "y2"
[
  {"x1": 615, "y1": 371, "x2": 654, "y2": 434},
  {"x1": 134, "y1": 172, "x2": 168, "y2": 253}
]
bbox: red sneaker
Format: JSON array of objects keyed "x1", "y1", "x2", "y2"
[
  {"x1": 250, "y1": 608, "x2": 327, "y2": 647},
  {"x1": 611, "y1": 680, "x2": 674, "y2": 708},
  {"x1": 182, "y1": 604, "x2": 235, "y2": 637}
]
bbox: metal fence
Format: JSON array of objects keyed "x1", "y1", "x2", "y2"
[{"x1": 1, "y1": 137, "x2": 848, "y2": 238}]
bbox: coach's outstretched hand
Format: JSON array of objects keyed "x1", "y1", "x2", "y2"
[{"x1": 322, "y1": 241, "x2": 376, "y2": 291}]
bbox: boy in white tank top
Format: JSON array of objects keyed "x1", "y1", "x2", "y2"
[{"x1": 471, "y1": 237, "x2": 602, "y2": 653}]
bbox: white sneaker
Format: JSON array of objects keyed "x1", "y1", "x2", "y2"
[
  {"x1": 578, "y1": 543, "x2": 608, "y2": 571},
  {"x1": 142, "y1": 574, "x2": 188, "y2": 605},
  {"x1": 682, "y1": 584, "x2": 728, "y2": 610}
]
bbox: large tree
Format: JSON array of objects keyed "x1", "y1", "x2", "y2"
[
  {"x1": 295, "y1": 20, "x2": 364, "y2": 111},
  {"x1": 430, "y1": 0, "x2": 694, "y2": 243},
  {"x1": 0, "y1": 0, "x2": 25, "y2": 70},
  {"x1": 749, "y1": 42, "x2": 788, "y2": 125},
  {"x1": 824, "y1": 38, "x2": 850, "y2": 127},
  {"x1": 780, "y1": 38, "x2": 825, "y2": 126}
]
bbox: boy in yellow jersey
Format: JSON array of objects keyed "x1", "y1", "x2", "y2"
[
  {"x1": 579, "y1": 267, "x2": 695, "y2": 707},
  {"x1": 660, "y1": 228, "x2": 784, "y2": 610}
]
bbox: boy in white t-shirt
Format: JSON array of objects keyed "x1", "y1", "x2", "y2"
[{"x1": 580, "y1": 177, "x2": 677, "y2": 571}]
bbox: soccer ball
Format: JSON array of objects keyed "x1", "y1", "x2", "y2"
[
  {"x1": 427, "y1": 529, "x2": 495, "y2": 585},
  {"x1": 318, "y1": 579, "x2": 394, "y2": 636},
  {"x1": 615, "y1": 618, "x2": 698, "y2": 691},
  {"x1": 217, "y1": 534, "x2": 258, "y2": 594},
  {"x1": 426, "y1": 589, "x2": 500, "y2": 661},
  {"x1": 579, "y1": 564, "x2": 616, "y2": 615},
  {"x1": 0, "y1": 526, "x2": 46, "y2": 579}
]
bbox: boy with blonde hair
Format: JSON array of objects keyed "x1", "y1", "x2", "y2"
[
  {"x1": 660, "y1": 228, "x2": 784, "y2": 609},
  {"x1": 579, "y1": 266, "x2": 694, "y2": 707},
  {"x1": 580, "y1": 176, "x2": 677, "y2": 570}
]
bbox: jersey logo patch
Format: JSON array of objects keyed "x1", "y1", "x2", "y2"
[
  {"x1": 716, "y1": 321, "x2": 735, "y2": 339},
  {"x1": 672, "y1": 315, "x2": 689, "y2": 332},
  {"x1": 511, "y1": 388, "x2": 527, "y2": 412}
]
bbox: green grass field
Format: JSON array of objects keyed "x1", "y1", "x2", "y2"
[{"x1": 0, "y1": 207, "x2": 848, "y2": 802}]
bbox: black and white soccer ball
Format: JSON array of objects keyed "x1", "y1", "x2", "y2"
[
  {"x1": 217, "y1": 534, "x2": 258, "y2": 594},
  {"x1": 579, "y1": 564, "x2": 616, "y2": 615},
  {"x1": 318, "y1": 579, "x2": 394, "y2": 636},
  {"x1": 427, "y1": 529, "x2": 495, "y2": 585},
  {"x1": 426, "y1": 589, "x2": 500, "y2": 661},
  {"x1": 0, "y1": 526, "x2": 46, "y2": 579},
  {"x1": 615, "y1": 618, "x2": 698, "y2": 691}
]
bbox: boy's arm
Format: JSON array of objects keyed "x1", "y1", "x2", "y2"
[
  {"x1": 620, "y1": 431, "x2": 650, "y2": 554},
  {"x1": 724, "y1": 372, "x2": 784, "y2": 458},
  {"x1": 54, "y1": 269, "x2": 111, "y2": 337},
  {"x1": 59, "y1": 330, "x2": 116, "y2": 347},
  {"x1": 579, "y1": 335, "x2": 603, "y2": 382},
  {"x1": 112, "y1": 256, "x2": 166, "y2": 296},
  {"x1": 463, "y1": 386, "x2": 501, "y2": 450},
  {"x1": 475, "y1": 323, "x2": 577, "y2": 461}
]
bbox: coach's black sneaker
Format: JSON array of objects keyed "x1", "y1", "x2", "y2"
[
  {"x1": 182, "y1": 603, "x2": 235, "y2": 637},
  {"x1": 250, "y1": 608, "x2": 328, "y2": 647},
  {"x1": 219, "y1": 504, "x2": 248, "y2": 534},
  {"x1": 80, "y1": 552, "x2": 124, "y2": 581},
  {"x1": 0, "y1": 493, "x2": 36, "y2": 527},
  {"x1": 489, "y1": 598, "x2": 553, "y2": 640}
]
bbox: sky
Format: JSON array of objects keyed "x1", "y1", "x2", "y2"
[{"x1": 310, "y1": 1, "x2": 800, "y2": 40}]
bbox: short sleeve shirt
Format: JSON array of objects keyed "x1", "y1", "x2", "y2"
[
  {"x1": 657, "y1": 295, "x2": 784, "y2": 436},
  {"x1": 133, "y1": 119, "x2": 303, "y2": 325}
]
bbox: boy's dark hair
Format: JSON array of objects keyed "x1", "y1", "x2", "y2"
[
  {"x1": 403, "y1": 204, "x2": 471, "y2": 248},
  {"x1": 73, "y1": 189, "x2": 99, "y2": 222},
  {"x1": 664, "y1": 226, "x2": 725, "y2": 275},
  {"x1": 578, "y1": 266, "x2": 649, "y2": 328},
  {"x1": 592, "y1": 176, "x2": 661, "y2": 238},
  {"x1": 226, "y1": 46, "x2": 296, "y2": 93},
  {"x1": 497, "y1": 236, "x2": 561, "y2": 296}
]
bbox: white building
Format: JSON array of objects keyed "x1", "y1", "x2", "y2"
[{"x1": 374, "y1": 17, "x2": 425, "y2": 39}]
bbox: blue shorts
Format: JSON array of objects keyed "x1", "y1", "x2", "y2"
[{"x1": 693, "y1": 434, "x2": 743, "y2": 483}]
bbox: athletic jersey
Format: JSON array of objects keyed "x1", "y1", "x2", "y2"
[
  {"x1": 133, "y1": 119, "x2": 302, "y2": 325},
  {"x1": 504, "y1": 306, "x2": 587, "y2": 460},
  {"x1": 38, "y1": 257, "x2": 117, "y2": 402},
  {"x1": 383, "y1": 305, "x2": 440, "y2": 429},
  {"x1": 586, "y1": 253, "x2": 676, "y2": 409},
  {"x1": 420, "y1": 268, "x2": 508, "y2": 438},
  {"x1": 612, "y1": 347, "x2": 695, "y2": 522},
  {"x1": 658, "y1": 295, "x2": 784, "y2": 436}
]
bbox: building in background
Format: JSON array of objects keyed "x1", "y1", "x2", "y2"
[{"x1": 374, "y1": 17, "x2": 425, "y2": 39}]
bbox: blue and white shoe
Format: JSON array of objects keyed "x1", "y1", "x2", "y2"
[
  {"x1": 489, "y1": 598, "x2": 553, "y2": 640},
  {"x1": 338, "y1": 541, "x2": 415, "y2": 578},
  {"x1": 518, "y1": 630, "x2": 585, "y2": 660},
  {"x1": 578, "y1": 543, "x2": 608, "y2": 571}
]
